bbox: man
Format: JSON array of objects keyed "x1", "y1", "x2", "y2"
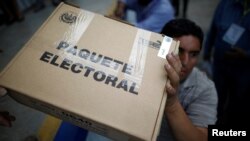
[
  {"x1": 112, "y1": 0, "x2": 174, "y2": 32},
  {"x1": 159, "y1": 19, "x2": 218, "y2": 141}
]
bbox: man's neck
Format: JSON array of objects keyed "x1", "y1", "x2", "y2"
[{"x1": 180, "y1": 78, "x2": 187, "y2": 85}]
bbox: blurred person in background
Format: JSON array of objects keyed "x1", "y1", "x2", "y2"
[
  {"x1": 112, "y1": 0, "x2": 174, "y2": 33},
  {"x1": 203, "y1": 0, "x2": 250, "y2": 126},
  {"x1": 33, "y1": 0, "x2": 66, "y2": 12},
  {"x1": 0, "y1": 0, "x2": 24, "y2": 25}
]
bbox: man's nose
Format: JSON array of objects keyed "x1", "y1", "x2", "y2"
[{"x1": 180, "y1": 53, "x2": 189, "y2": 67}]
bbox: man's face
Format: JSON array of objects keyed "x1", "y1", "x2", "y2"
[{"x1": 175, "y1": 35, "x2": 201, "y2": 81}]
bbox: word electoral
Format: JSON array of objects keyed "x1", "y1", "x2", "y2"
[{"x1": 39, "y1": 41, "x2": 139, "y2": 95}]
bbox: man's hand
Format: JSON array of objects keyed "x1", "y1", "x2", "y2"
[
  {"x1": 0, "y1": 111, "x2": 16, "y2": 127},
  {"x1": 164, "y1": 53, "x2": 182, "y2": 110}
]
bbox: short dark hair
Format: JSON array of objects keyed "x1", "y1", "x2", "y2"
[{"x1": 160, "y1": 19, "x2": 204, "y2": 49}]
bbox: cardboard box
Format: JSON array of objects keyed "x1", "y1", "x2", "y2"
[{"x1": 0, "y1": 3, "x2": 179, "y2": 141}]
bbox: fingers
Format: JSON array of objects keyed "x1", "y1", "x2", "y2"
[
  {"x1": 0, "y1": 87, "x2": 7, "y2": 96},
  {"x1": 7, "y1": 114, "x2": 16, "y2": 121},
  {"x1": 164, "y1": 54, "x2": 181, "y2": 109},
  {"x1": 0, "y1": 111, "x2": 16, "y2": 127},
  {"x1": 164, "y1": 53, "x2": 181, "y2": 88},
  {"x1": 167, "y1": 53, "x2": 182, "y2": 74},
  {"x1": 165, "y1": 79, "x2": 177, "y2": 96},
  {"x1": 164, "y1": 63, "x2": 179, "y2": 88},
  {"x1": 0, "y1": 115, "x2": 11, "y2": 127}
]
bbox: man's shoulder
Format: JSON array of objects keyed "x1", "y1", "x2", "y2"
[
  {"x1": 189, "y1": 67, "x2": 217, "y2": 97},
  {"x1": 192, "y1": 67, "x2": 215, "y2": 87},
  {"x1": 181, "y1": 67, "x2": 217, "y2": 99}
]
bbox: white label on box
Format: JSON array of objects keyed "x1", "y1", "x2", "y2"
[{"x1": 158, "y1": 36, "x2": 172, "y2": 59}]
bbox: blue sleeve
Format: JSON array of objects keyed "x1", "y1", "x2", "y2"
[
  {"x1": 135, "y1": 12, "x2": 174, "y2": 33},
  {"x1": 135, "y1": 1, "x2": 174, "y2": 33}
]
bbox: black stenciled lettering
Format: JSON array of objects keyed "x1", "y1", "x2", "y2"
[
  {"x1": 40, "y1": 51, "x2": 53, "y2": 63},
  {"x1": 93, "y1": 71, "x2": 106, "y2": 82},
  {"x1": 50, "y1": 55, "x2": 60, "y2": 66},
  {"x1": 105, "y1": 75, "x2": 118, "y2": 87},
  {"x1": 57, "y1": 41, "x2": 69, "y2": 50},
  {"x1": 71, "y1": 63, "x2": 83, "y2": 73},
  {"x1": 113, "y1": 59, "x2": 123, "y2": 70},
  {"x1": 129, "y1": 82, "x2": 138, "y2": 95},
  {"x1": 79, "y1": 49, "x2": 90, "y2": 60},
  {"x1": 41, "y1": 41, "x2": 141, "y2": 96},
  {"x1": 116, "y1": 80, "x2": 128, "y2": 92},
  {"x1": 122, "y1": 63, "x2": 133, "y2": 75},
  {"x1": 67, "y1": 46, "x2": 78, "y2": 56},
  {"x1": 101, "y1": 56, "x2": 112, "y2": 68},
  {"x1": 84, "y1": 66, "x2": 95, "y2": 77},
  {"x1": 90, "y1": 52, "x2": 102, "y2": 63},
  {"x1": 60, "y1": 58, "x2": 73, "y2": 70}
]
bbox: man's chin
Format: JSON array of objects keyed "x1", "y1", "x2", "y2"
[{"x1": 180, "y1": 73, "x2": 188, "y2": 83}]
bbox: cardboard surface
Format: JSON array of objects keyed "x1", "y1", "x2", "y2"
[{"x1": 0, "y1": 3, "x2": 179, "y2": 141}]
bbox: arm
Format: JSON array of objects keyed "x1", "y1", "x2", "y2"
[
  {"x1": 136, "y1": 11, "x2": 174, "y2": 33},
  {"x1": 113, "y1": 0, "x2": 126, "y2": 19},
  {"x1": 136, "y1": 1, "x2": 174, "y2": 33},
  {"x1": 164, "y1": 54, "x2": 207, "y2": 141}
]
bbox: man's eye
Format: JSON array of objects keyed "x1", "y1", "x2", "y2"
[
  {"x1": 189, "y1": 52, "x2": 199, "y2": 57},
  {"x1": 178, "y1": 48, "x2": 184, "y2": 54}
]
